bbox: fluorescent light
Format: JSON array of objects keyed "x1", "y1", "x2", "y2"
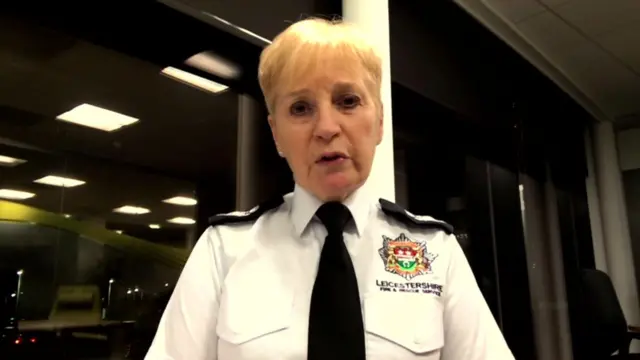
[
  {"x1": 0, "y1": 189, "x2": 35, "y2": 200},
  {"x1": 161, "y1": 67, "x2": 228, "y2": 94},
  {"x1": 113, "y1": 206, "x2": 150, "y2": 215},
  {"x1": 63, "y1": 214, "x2": 72, "y2": 218},
  {"x1": 167, "y1": 217, "x2": 196, "y2": 225},
  {"x1": 163, "y1": 196, "x2": 197, "y2": 206},
  {"x1": 34, "y1": 175, "x2": 85, "y2": 188},
  {"x1": 149, "y1": 224, "x2": 161, "y2": 229},
  {"x1": 0, "y1": 155, "x2": 26, "y2": 167},
  {"x1": 184, "y1": 51, "x2": 241, "y2": 79},
  {"x1": 56, "y1": 103, "x2": 139, "y2": 132},
  {"x1": 114, "y1": 230, "x2": 123, "y2": 234}
]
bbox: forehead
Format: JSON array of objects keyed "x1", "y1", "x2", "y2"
[{"x1": 278, "y1": 54, "x2": 368, "y2": 96}]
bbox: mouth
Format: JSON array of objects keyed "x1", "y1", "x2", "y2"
[{"x1": 317, "y1": 152, "x2": 349, "y2": 164}]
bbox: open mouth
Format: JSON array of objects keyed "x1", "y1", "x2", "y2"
[{"x1": 317, "y1": 152, "x2": 348, "y2": 163}]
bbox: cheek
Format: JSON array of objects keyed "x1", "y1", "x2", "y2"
[
  {"x1": 282, "y1": 128, "x2": 311, "y2": 163},
  {"x1": 359, "y1": 117, "x2": 379, "y2": 146},
  {"x1": 349, "y1": 124, "x2": 376, "y2": 163}
]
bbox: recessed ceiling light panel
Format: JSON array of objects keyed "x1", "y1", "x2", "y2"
[
  {"x1": 163, "y1": 196, "x2": 197, "y2": 206},
  {"x1": 0, "y1": 155, "x2": 27, "y2": 167},
  {"x1": 56, "y1": 103, "x2": 139, "y2": 132},
  {"x1": 113, "y1": 206, "x2": 150, "y2": 215},
  {"x1": 161, "y1": 67, "x2": 228, "y2": 94},
  {"x1": 167, "y1": 217, "x2": 196, "y2": 225},
  {"x1": 184, "y1": 51, "x2": 241, "y2": 79},
  {"x1": 34, "y1": 175, "x2": 85, "y2": 188},
  {"x1": 0, "y1": 189, "x2": 35, "y2": 200}
]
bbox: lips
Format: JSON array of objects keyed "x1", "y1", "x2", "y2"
[{"x1": 317, "y1": 151, "x2": 348, "y2": 163}]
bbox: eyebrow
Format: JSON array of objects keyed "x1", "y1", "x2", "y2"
[
  {"x1": 333, "y1": 82, "x2": 359, "y2": 93},
  {"x1": 285, "y1": 88, "x2": 310, "y2": 99},
  {"x1": 285, "y1": 81, "x2": 360, "y2": 99}
]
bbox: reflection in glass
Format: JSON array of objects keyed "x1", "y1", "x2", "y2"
[{"x1": 0, "y1": 6, "x2": 239, "y2": 358}]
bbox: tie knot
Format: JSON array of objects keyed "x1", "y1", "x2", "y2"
[{"x1": 316, "y1": 202, "x2": 352, "y2": 236}]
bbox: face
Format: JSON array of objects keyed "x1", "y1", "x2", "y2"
[{"x1": 268, "y1": 61, "x2": 383, "y2": 201}]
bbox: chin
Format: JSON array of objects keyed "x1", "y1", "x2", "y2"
[
  {"x1": 317, "y1": 191, "x2": 349, "y2": 202},
  {"x1": 315, "y1": 179, "x2": 361, "y2": 202},
  {"x1": 304, "y1": 166, "x2": 365, "y2": 201}
]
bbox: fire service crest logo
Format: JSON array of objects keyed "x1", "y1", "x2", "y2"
[{"x1": 378, "y1": 233, "x2": 437, "y2": 280}]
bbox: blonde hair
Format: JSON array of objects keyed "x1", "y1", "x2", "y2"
[{"x1": 258, "y1": 18, "x2": 382, "y2": 114}]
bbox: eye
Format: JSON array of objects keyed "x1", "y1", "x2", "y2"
[
  {"x1": 289, "y1": 101, "x2": 312, "y2": 116},
  {"x1": 337, "y1": 94, "x2": 361, "y2": 109}
]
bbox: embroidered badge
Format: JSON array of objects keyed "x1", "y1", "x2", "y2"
[{"x1": 378, "y1": 233, "x2": 437, "y2": 280}]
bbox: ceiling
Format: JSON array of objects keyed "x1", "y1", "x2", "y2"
[
  {"x1": 0, "y1": 11, "x2": 245, "y2": 246},
  {"x1": 455, "y1": 0, "x2": 640, "y2": 125},
  {"x1": 0, "y1": 14, "x2": 239, "y2": 178}
]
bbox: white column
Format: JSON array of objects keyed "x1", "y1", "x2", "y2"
[
  {"x1": 584, "y1": 128, "x2": 608, "y2": 272},
  {"x1": 343, "y1": 0, "x2": 395, "y2": 202},
  {"x1": 593, "y1": 121, "x2": 639, "y2": 327}
]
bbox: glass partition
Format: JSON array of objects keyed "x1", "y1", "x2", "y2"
[{"x1": 0, "y1": 6, "x2": 240, "y2": 358}]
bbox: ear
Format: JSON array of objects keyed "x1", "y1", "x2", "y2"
[
  {"x1": 376, "y1": 104, "x2": 384, "y2": 145},
  {"x1": 268, "y1": 115, "x2": 283, "y2": 155}
]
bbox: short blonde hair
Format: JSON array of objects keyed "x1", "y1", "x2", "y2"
[{"x1": 258, "y1": 18, "x2": 382, "y2": 114}]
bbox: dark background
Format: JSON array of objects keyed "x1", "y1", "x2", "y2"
[{"x1": 0, "y1": 1, "x2": 596, "y2": 359}]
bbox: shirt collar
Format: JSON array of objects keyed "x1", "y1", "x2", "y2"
[{"x1": 290, "y1": 183, "x2": 372, "y2": 238}]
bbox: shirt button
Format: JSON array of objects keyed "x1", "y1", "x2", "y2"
[{"x1": 414, "y1": 333, "x2": 426, "y2": 344}]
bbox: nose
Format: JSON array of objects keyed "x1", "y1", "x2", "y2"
[{"x1": 313, "y1": 104, "x2": 341, "y2": 141}]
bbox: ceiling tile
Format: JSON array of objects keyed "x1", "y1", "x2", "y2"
[
  {"x1": 484, "y1": 0, "x2": 545, "y2": 23},
  {"x1": 596, "y1": 22, "x2": 640, "y2": 74},
  {"x1": 516, "y1": 11, "x2": 584, "y2": 52},
  {"x1": 551, "y1": 41, "x2": 613, "y2": 75},
  {"x1": 570, "y1": 61, "x2": 639, "y2": 118},
  {"x1": 554, "y1": 0, "x2": 640, "y2": 37},
  {"x1": 600, "y1": 79, "x2": 640, "y2": 119}
]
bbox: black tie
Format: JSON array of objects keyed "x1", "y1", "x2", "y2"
[{"x1": 308, "y1": 202, "x2": 366, "y2": 360}]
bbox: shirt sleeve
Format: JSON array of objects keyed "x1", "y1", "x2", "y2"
[
  {"x1": 440, "y1": 235, "x2": 515, "y2": 360},
  {"x1": 145, "y1": 227, "x2": 222, "y2": 360}
]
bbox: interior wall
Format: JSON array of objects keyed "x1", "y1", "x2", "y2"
[
  {"x1": 619, "y1": 128, "x2": 640, "y2": 292},
  {"x1": 618, "y1": 128, "x2": 640, "y2": 171},
  {"x1": 622, "y1": 169, "x2": 640, "y2": 303},
  {"x1": 389, "y1": 0, "x2": 497, "y2": 120}
]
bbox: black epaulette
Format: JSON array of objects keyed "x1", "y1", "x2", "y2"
[
  {"x1": 208, "y1": 197, "x2": 284, "y2": 227},
  {"x1": 379, "y1": 198, "x2": 454, "y2": 235}
]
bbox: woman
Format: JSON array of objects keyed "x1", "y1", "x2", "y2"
[{"x1": 146, "y1": 18, "x2": 514, "y2": 360}]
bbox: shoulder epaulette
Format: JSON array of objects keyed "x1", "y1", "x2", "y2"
[
  {"x1": 379, "y1": 198, "x2": 454, "y2": 235},
  {"x1": 209, "y1": 196, "x2": 284, "y2": 227}
]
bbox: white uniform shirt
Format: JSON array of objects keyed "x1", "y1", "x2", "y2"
[{"x1": 146, "y1": 184, "x2": 515, "y2": 360}]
